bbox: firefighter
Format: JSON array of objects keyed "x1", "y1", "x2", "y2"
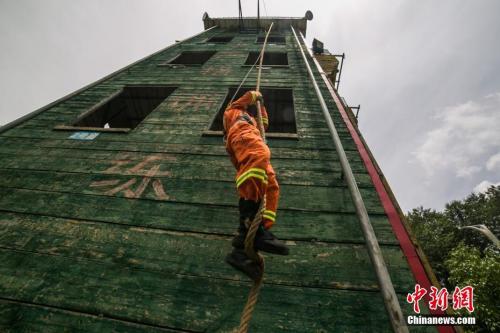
[{"x1": 223, "y1": 90, "x2": 289, "y2": 279}]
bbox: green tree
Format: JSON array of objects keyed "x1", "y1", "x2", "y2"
[
  {"x1": 445, "y1": 186, "x2": 500, "y2": 251},
  {"x1": 406, "y1": 185, "x2": 500, "y2": 332},
  {"x1": 407, "y1": 206, "x2": 459, "y2": 284},
  {"x1": 446, "y1": 244, "x2": 500, "y2": 332}
]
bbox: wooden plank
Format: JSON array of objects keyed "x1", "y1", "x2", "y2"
[
  {"x1": 0, "y1": 152, "x2": 369, "y2": 176},
  {"x1": 0, "y1": 169, "x2": 385, "y2": 213},
  {"x1": 0, "y1": 165, "x2": 373, "y2": 189},
  {"x1": 0, "y1": 299, "x2": 178, "y2": 333},
  {"x1": 53, "y1": 125, "x2": 131, "y2": 133},
  {"x1": 0, "y1": 142, "x2": 363, "y2": 164},
  {"x1": 0, "y1": 188, "x2": 398, "y2": 244},
  {"x1": 1, "y1": 126, "x2": 360, "y2": 151},
  {"x1": 20, "y1": 117, "x2": 352, "y2": 135},
  {"x1": 0, "y1": 212, "x2": 414, "y2": 292},
  {"x1": 0, "y1": 136, "x2": 366, "y2": 162},
  {"x1": 0, "y1": 150, "x2": 374, "y2": 188}
]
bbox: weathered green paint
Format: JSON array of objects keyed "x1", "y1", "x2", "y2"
[
  {"x1": 0, "y1": 148, "x2": 374, "y2": 187},
  {"x1": 0, "y1": 136, "x2": 367, "y2": 165},
  {"x1": 0, "y1": 169, "x2": 386, "y2": 214},
  {"x1": 0, "y1": 26, "x2": 432, "y2": 332},
  {"x1": 0, "y1": 249, "x2": 434, "y2": 332},
  {"x1": 0, "y1": 189, "x2": 398, "y2": 244},
  {"x1": 0, "y1": 300, "x2": 178, "y2": 333},
  {"x1": 0, "y1": 212, "x2": 414, "y2": 292}
]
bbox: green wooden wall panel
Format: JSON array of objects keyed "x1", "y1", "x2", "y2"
[
  {"x1": 0, "y1": 249, "x2": 433, "y2": 332},
  {"x1": 0, "y1": 169, "x2": 385, "y2": 213},
  {"x1": 0, "y1": 300, "x2": 178, "y2": 333},
  {"x1": 1, "y1": 127, "x2": 360, "y2": 151},
  {"x1": 0, "y1": 212, "x2": 413, "y2": 292},
  {"x1": 0, "y1": 188, "x2": 398, "y2": 244},
  {"x1": 0, "y1": 136, "x2": 365, "y2": 162},
  {"x1": 0, "y1": 148, "x2": 374, "y2": 187}
]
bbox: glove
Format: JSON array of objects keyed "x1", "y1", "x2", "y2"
[{"x1": 249, "y1": 91, "x2": 264, "y2": 105}]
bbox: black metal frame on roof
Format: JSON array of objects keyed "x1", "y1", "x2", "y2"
[
  {"x1": 238, "y1": 0, "x2": 262, "y2": 33},
  {"x1": 350, "y1": 104, "x2": 361, "y2": 119},
  {"x1": 333, "y1": 52, "x2": 345, "y2": 90}
]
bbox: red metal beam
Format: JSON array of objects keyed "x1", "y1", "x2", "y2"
[{"x1": 323, "y1": 78, "x2": 455, "y2": 333}]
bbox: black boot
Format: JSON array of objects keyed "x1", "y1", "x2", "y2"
[
  {"x1": 232, "y1": 198, "x2": 290, "y2": 256},
  {"x1": 225, "y1": 248, "x2": 263, "y2": 281}
]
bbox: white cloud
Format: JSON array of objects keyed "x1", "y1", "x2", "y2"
[
  {"x1": 413, "y1": 93, "x2": 500, "y2": 178},
  {"x1": 486, "y1": 152, "x2": 500, "y2": 171},
  {"x1": 456, "y1": 165, "x2": 482, "y2": 178},
  {"x1": 473, "y1": 180, "x2": 500, "y2": 194}
]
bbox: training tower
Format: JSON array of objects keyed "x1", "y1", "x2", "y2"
[{"x1": 0, "y1": 10, "x2": 454, "y2": 333}]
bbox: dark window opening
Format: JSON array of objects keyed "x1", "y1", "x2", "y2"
[
  {"x1": 166, "y1": 51, "x2": 216, "y2": 65},
  {"x1": 72, "y1": 86, "x2": 176, "y2": 130},
  {"x1": 256, "y1": 36, "x2": 286, "y2": 44},
  {"x1": 206, "y1": 36, "x2": 233, "y2": 43},
  {"x1": 244, "y1": 52, "x2": 288, "y2": 66},
  {"x1": 209, "y1": 87, "x2": 296, "y2": 134}
]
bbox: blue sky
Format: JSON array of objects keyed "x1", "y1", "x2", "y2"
[{"x1": 1, "y1": 0, "x2": 499, "y2": 211}]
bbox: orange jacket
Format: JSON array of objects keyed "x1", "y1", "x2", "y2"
[{"x1": 223, "y1": 91, "x2": 269, "y2": 136}]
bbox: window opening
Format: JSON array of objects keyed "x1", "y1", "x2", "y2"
[
  {"x1": 206, "y1": 36, "x2": 233, "y2": 43},
  {"x1": 256, "y1": 36, "x2": 285, "y2": 44},
  {"x1": 56, "y1": 86, "x2": 177, "y2": 132},
  {"x1": 165, "y1": 51, "x2": 216, "y2": 66},
  {"x1": 208, "y1": 87, "x2": 296, "y2": 135},
  {"x1": 244, "y1": 52, "x2": 288, "y2": 66}
]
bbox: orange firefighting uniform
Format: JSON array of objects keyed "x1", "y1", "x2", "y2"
[{"x1": 223, "y1": 91, "x2": 279, "y2": 229}]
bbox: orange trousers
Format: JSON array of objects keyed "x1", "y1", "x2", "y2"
[{"x1": 226, "y1": 122, "x2": 279, "y2": 229}]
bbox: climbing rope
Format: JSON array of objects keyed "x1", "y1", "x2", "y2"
[
  {"x1": 237, "y1": 200, "x2": 265, "y2": 333},
  {"x1": 229, "y1": 54, "x2": 262, "y2": 105},
  {"x1": 235, "y1": 22, "x2": 274, "y2": 333}
]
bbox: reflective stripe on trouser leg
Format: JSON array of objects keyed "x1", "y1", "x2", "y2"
[
  {"x1": 263, "y1": 164, "x2": 280, "y2": 229},
  {"x1": 237, "y1": 175, "x2": 268, "y2": 203},
  {"x1": 236, "y1": 167, "x2": 268, "y2": 188},
  {"x1": 263, "y1": 210, "x2": 276, "y2": 222}
]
